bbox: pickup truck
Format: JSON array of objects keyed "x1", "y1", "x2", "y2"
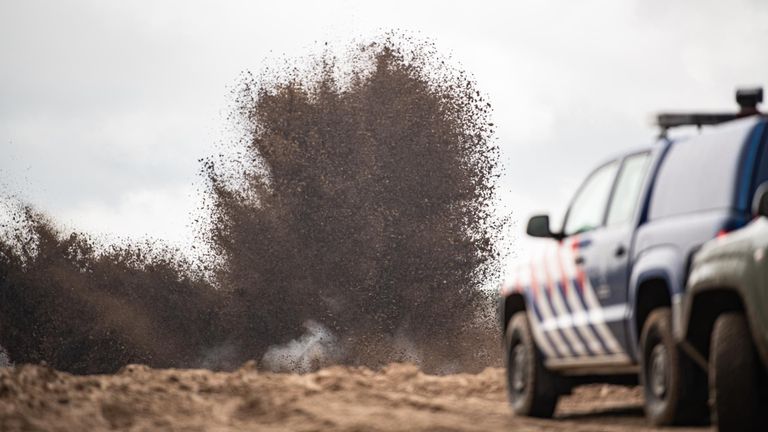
[
  {"x1": 499, "y1": 88, "x2": 766, "y2": 426},
  {"x1": 683, "y1": 187, "x2": 768, "y2": 432}
]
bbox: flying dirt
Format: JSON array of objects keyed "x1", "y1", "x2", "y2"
[{"x1": 0, "y1": 35, "x2": 500, "y2": 375}]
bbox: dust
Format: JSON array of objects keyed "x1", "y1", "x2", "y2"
[{"x1": 0, "y1": 34, "x2": 501, "y2": 374}]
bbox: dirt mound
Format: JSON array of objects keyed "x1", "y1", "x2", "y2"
[{"x1": 0, "y1": 363, "x2": 710, "y2": 432}]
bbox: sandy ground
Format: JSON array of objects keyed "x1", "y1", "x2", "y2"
[{"x1": 0, "y1": 363, "x2": 712, "y2": 432}]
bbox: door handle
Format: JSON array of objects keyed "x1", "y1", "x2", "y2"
[{"x1": 615, "y1": 245, "x2": 626, "y2": 257}]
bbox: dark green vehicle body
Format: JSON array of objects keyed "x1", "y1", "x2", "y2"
[{"x1": 682, "y1": 217, "x2": 768, "y2": 372}]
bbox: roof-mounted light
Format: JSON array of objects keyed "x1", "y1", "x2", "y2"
[{"x1": 736, "y1": 87, "x2": 763, "y2": 114}]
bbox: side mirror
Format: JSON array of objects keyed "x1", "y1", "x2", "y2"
[
  {"x1": 753, "y1": 182, "x2": 768, "y2": 217},
  {"x1": 526, "y1": 214, "x2": 558, "y2": 238}
]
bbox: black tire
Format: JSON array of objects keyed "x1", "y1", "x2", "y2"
[
  {"x1": 505, "y1": 311, "x2": 560, "y2": 418},
  {"x1": 710, "y1": 312, "x2": 759, "y2": 432},
  {"x1": 640, "y1": 308, "x2": 709, "y2": 426}
]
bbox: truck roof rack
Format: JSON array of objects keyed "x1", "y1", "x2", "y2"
[{"x1": 657, "y1": 87, "x2": 764, "y2": 137}]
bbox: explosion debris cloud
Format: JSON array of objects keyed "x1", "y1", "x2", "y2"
[
  {"x1": 0, "y1": 205, "x2": 227, "y2": 374},
  {"x1": 203, "y1": 35, "x2": 502, "y2": 372},
  {"x1": 0, "y1": 35, "x2": 501, "y2": 374}
]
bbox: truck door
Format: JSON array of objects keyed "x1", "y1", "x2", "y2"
[
  {"x1": 566, "y1": 152, "x2": 652, "y2": 362},
  {"x1": 556, "y1": 160, "x2": 619, "y2": 362}
]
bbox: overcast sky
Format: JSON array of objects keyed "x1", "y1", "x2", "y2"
[{"x1": 1, "y1": 0, "x2": 767, "y2": 261}]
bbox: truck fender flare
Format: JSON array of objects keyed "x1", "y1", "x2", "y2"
[{"x1": 627, "y1": 247, "x2": 681, "y2": 360}]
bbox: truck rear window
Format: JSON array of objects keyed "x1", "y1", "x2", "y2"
[{"x1": 649, "y1": 120, "x2": 756, "y2": 220}]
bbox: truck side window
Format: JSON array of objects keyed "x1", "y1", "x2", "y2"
[
  {"x1": 606, "y1": 152, "x2": 651, "y2": 226},
  {"x1": 564, "y1": 161, "x2": 619, "y2": 236}
]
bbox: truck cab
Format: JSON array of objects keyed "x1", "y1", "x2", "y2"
[{"x1": 500, "y1": 88, "x2": 767, "y2": 425}]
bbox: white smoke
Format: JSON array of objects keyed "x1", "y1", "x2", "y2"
[
  {"x1": 391, "y1": 329, "x2": 424, "y2": 365},
  {"x1": 388, "y1": 324, "x2": 462, "y2": 375},
  {"x1": 0, "y1": 344, "x2": 11, "y2": 368},
  {"x1": 197, "y1": 343, "x2": 241, "y2": 371},
  {"x1": 261, "y1": 320, "x2": 342, "y2": 373}
]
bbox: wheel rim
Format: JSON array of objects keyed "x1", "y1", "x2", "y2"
[
  {"x1": 649, "y1": 343, "x2": 668, "y2": 399},
  {"x1": 510, "y1": 344, "x2": 529, "y2": 394}
]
